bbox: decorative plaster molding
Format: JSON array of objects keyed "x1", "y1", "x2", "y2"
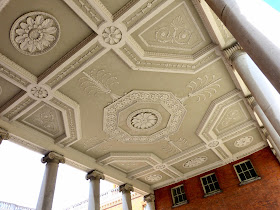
[
  {"x1": 179, "y1": 74, "x2": 221, "y2": 103},
  {"x1": 46, "y1": 42, "x2": 103, "y2": 88},
  {"x1": 183, "y1": 156, "x2": 208, "y2": 168},
  {"x1": 0, "y1": 127, "x2": 9, "y2": 144},
  {"x1": 79, "y1": 68, "x2": 121, "y2": 101},
  {"x1": 103, "y1": 90, "x2": 186, "y2": 143},
  {"x1": 234, "y1": 136, "x2": 253, "y2": 148},
  {"x1": 153, "y1": 164, "x2": 166, "y2": 170},
  {"x1": 102, "y1": 26, "x2": 122, "y2": 45},
  {"x1": 127, "y1": 109, "x2": 162, "y2": 131},
  {"x1": 86, "y1": 170, "x2": 105, "y2": 180},
  {"x1": 207, "y1": 140, "x2": 219, "y2": 148},
  {"x1": 10, "y1": 12, "x2": 60, "y2": 56},
  {"x1": 0, "y1": 65, "x2": 30, "y2": 88},
  {"x1": 145, "y1": 174, "x2": 162, "y2": 182},
  {"x1": 41, "y1": 151, "x2": 65, "y2": 164}
]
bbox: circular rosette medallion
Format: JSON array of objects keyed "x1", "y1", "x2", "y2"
[
  {"x1": 10, "y1": 11, "x2": 60, "y2": 56},
  {"x1": 127, "y1": 109, "x2": 162, "y2": 131}
]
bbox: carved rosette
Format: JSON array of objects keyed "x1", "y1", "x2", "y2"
[
  {"x1": 127, "y1": 109, "x2": 162, "y2": 131},
  {"x1": 207, "y1": 140, "x2": 220, "y2": 148},
  {"x1": 41, "y1": 151, "x2": 65, "y2": 164},
  {"x1": 153, "y1": 164, "x2": 166, "y2": 170},
  {"x1": 234, "y1": 136, "x2": 253, "y2": 147},
  {"x1": 145, "y1": 174, "x2": 162, "y2": 182},
  {"x1": 10, "y1": 11, "x2": 60, "y2": 56},
  {"x1": 30, "y1": 86, "x2": 49, "y2": 99},
  {"x1": 183, "y1": 156, "x2": 208, "y2": 168},
  {"x1": 102, "y1": 26, "x2": 122, "y2": 45}
]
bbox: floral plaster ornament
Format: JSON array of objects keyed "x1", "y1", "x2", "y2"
[
  {"x1": 10, "y1": 11, "x2": 60, "y2": 56},
  {"x1": 102, "y1": 26, "x2": 122, "y2": 45}
]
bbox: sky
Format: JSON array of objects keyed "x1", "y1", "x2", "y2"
[
  {"x1": 263, "y1": 0, "x2": 280, "y2": 11},
  {"x1": 0, "y1": 141, "x2": 114, "y2": 209}
]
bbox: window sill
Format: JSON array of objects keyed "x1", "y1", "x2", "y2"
[
  {"x1": 203, "y1": 189, "x2": 223, "y2": 198},
  {"x1": 239, "y1": 176, "x2": 261, "y2": 186},
  {"x1": 172, "y1": 200, "x2": 188, "y2": 208}
]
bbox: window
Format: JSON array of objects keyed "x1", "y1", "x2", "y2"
[
  {"x1": 233, "y1": 160, "x2": 261, "y2": 185},
  {"x1": 171, "y1": 185, "x2": 188, "y2": 207},
  {"x1": 200, "y1": 173, "x2": 222, "y2": 197}
]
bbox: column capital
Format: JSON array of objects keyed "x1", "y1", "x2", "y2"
[
  {"x1": 144, "y1": 194, "x2": 155, "y2": 203},
  {"x1": 86, "y1": 170, "x2": 105, "y2": 180},
  {"x1": 224, "y1": 43, "x2": 245, "y2": 62},
  {"x1": 246, "y1": 95, "x2": 257, "y2": 108},
  {"x1": 119, "y1": 183, "x2": 134, "y2": 193},
  {"x1": 0, "y1": 127, "x2": 9, "y2": 144},
  {"x1": 41, "y1": 152, "x2": 65, "y2": 164}
]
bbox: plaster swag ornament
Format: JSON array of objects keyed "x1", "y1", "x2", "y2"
[
  {"x1": 102, "y1": 26, "x2": 122, "y2": 45},
  {"x1": 234, "y1": 136, "x2": 253, "y2": 147},
  {"x1": 31, "y1": 86, "x2": 49, "y2": 99},
  {"x1": 183, "y1": 156, "x2": 208, "y2": 168},
  {"x1": 145, "y1": 174, "x2": 162, "y2": 182},
  {"x1": 10, "y1": 11, "x2": 60, "y2": 56}
]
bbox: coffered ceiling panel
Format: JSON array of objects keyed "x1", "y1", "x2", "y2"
[
  {"x1": 0, "y1": 0, "x2": 268, "y2": 193},
  {"x1": 0, "y1": 0, "x2": 93, "y2": 76}
]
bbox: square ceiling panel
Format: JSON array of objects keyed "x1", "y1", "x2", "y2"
[{"x1": 0, "y1": 0, "x2": 93, "y2": 76}]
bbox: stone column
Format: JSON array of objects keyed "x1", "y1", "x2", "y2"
[
  {"x1": 204, "y1": 0, "x2": 280, "y2": 93},
  {"x1": 119, "y1": 184, "x2": 134, "y2": 210},
  {"x1": 0, "y1": 128, "x2": 9, "y2": 144},
  {"x1": 86, "y1": 170, "x2": 105, "y2": 210},
  {"x1": 247, "y1": 96, "x2": 280, "y2": 156},
  {"x1": 224, "y1": 43, "x2": 280, "y2": 137},
  {"x1": 36, "y1": 152, "x2": 65, "y2": 210},
  {"x1": 144, "y1": 194, "x2": 156, "y2": 210}
]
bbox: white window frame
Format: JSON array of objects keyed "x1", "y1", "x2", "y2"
[
  {"x1": 170, "y1": 184, "x2": 188, "y2": 207},
  {"x1": 200, "y1": 173, "x2": 222, "y2": 197},
  {"x1": 233, "y1": 159, "x2": 261, "y2": 185}
]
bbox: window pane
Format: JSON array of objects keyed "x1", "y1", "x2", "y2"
[
  {"x1": 241, "y1": 163, "x2": 247, "y2": 171},
  {"x1": 244, "y1": 171, "x2": 251, "y2": 179},
  {"x1": 205, "y1": 185, "x2": 210, "y2": 193},
  {"x1": 214, "y1": 182, "x2": 220, "y2": 190},
  {"x1": 207, "y1": 176, "x2": 212, "y2": 183},
  {"x1": 239, "y1": 173, "x2": 246, "y2": 181},
  {"x1": 174, "y1": 196, "x2": 179, "y2": 204},
  {"x1": 209, "y1": 184, "x2": 215, "y2": 191},
  {"x1": 177, "y1": 187, "x2": 181, "y2": 194},
  {"x1": 179, "y1": 195, "x2": 183, "y2": 202},
  {"x1": 182, "y1": 194, "x2": 187, "y2": 201},
  {"x1": 250, "y1": 169, "x2": 257, "y2": 177},
  {"x1": 180, "y1": 186, "x2": 185, "y2": 193},
  {"x1": 211, "y1": 174, "x2": 217, "y2": 182},
  {"x1": 246, "y1": 161, "x2": 253, "y2": 169},
  {"x1": 202, "y1": 178, "x2": 207, "y2": 185},
  {"x1": 235, "y1": 165, "x2": 242, "y2": 173},
  {"x1": 172, "y1": 189, "x2": 177, "y2": 196}
]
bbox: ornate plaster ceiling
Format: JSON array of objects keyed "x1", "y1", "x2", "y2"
[{"x1": 0, "y1": 0, "x2": 267, "y2": 193}]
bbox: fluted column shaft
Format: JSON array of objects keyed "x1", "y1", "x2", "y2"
[
  {"x1": 36, "y1": 152, "x2": 65, "y2": 210},
  {"x1": 247, "y1": 97, "x2": 280, "y2": 158},
  {"x1": 86, "y1": 170, "x2": 105, "y2": 210},
  {"x1": 119, "y1": 184, "x2": 134, "y2": 210},
  {"x1": 225, "y1": 46, "x2": 280, "y2": 137},
  {"x1": 205, "y1": 0, "x2": 280, "y2": 93},
  {"x1": 144, "y1": 194, "x2": 156, "y2": 210}
]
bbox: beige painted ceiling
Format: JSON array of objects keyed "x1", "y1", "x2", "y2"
[{"x1": 0, "y1": 0, "x2": 267, "y2": 194}]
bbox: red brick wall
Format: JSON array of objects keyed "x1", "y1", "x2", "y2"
[{"x1": 155, "y1": 147, "x2": 280, "y2": 210}]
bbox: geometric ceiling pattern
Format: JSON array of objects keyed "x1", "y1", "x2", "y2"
[{"x1": 0, "y1": 0, "x2": 267, "y2": 194}]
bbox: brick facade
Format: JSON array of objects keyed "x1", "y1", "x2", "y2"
[{"x1": 155, "y1": 147, "x2": 280, "y2": 210}]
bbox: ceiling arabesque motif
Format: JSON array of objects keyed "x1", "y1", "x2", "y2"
[{"x1": 0, "y1": 0, "x2": 267, "y2": 193}]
